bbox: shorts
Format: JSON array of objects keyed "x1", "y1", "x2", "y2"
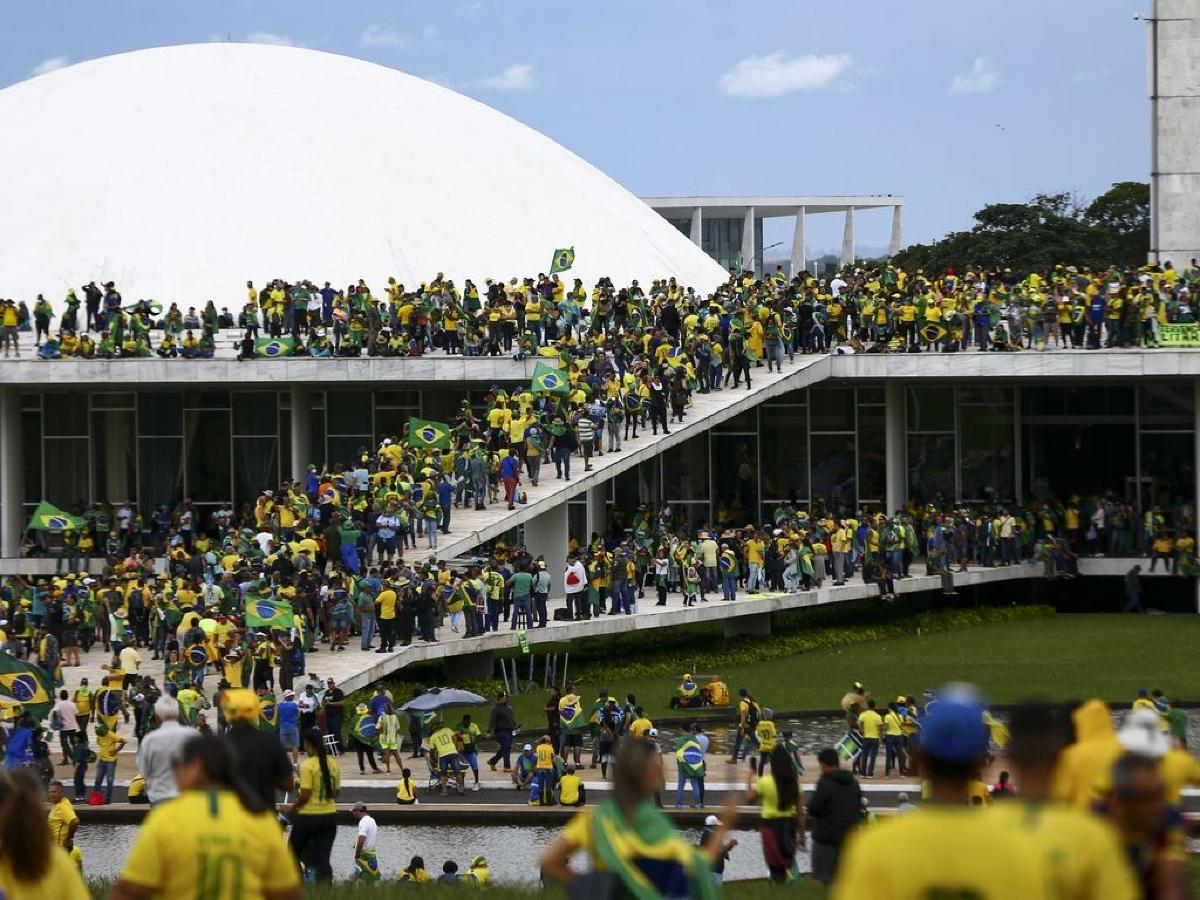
[
  {"x1": 379, "y1": 737, "x2": 398, "y2": 751},
  {"x1": 564, "y1": 732, "x2": 583, "y2": 748},
  {"x1": 332, "y1": 616, "x2": 351, "y2": 631},
  {"x1": 461, "y1": 750, "x2": 478, "y2": 770},
  {"x1": 438, "y1": 754, "x2": 463, "y2": 775},
  {"x1": 378, "y1": 536, "x2": 397, "y2": 553},
  {"x1": 279, "y1": 727, "x2": 300, "y2": 750},
  {"x1": 810, "y1": 840, "x2": 841, "y2": 884}
]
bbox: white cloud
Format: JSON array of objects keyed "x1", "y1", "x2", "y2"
[
  {"x1": 949, "y1": 56, "x2": 999, "y2": 95},
  {"x1": 457, "y1": 1, "x2": 484, "y2": 19},
  {"x1": 360, "y1": 24, "x2": 407, "y2": 48},
  {"x1": 30, "y1": 55, "x2": 68, "y2": 77},
  {"x1": 245, "y1": 31, "x2": 296, "y2": 47},
  {"x1": 717, "y1": 52, "x2": 853, "y2": 98},
  {"x1": 469, "y1": 63, "x2": 536, "y2": 91}
]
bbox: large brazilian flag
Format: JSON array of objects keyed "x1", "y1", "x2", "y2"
[
  {"x1": 549, "y1": 246, "x2": 575, "y2": 275},
  {"x1": 531, "y1": 362, "x2": 569, "y2": 395},
  {"x1": 254, "y1": 336, "x2": 296, "y2": 358},
  {"x1": 407, "y1": 417, "x2": 452, "y2": 451},
  {"x1": 26, "y1": 501, "x2": 84, "y2": 532},
  {"x1": 244, "y1": 597, "x2": 294, "y2": 630},
  {"x1": 0, "y1": 653, "x2": 54, "y2": 720}
]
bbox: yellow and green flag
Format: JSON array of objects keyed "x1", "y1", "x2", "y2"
[
  {"x1": 408, "y1": 417, "x2": 452, "y2": 450},
  {"x1": 531, "y1": 362, "x2": 569, "y2": 395},
  {"x1": 549, "y1": 247, "x2": 575, "y2": 275},
  {"x1": 94, "y1": 686, "x2": 125, "y2": 732},
  {"x1": 244, "y1": 597, "x2": 294, "y2": 630},
  {"x1": 254, "y1": 336, "x2": 296, "y2": 358},
  {"x1": 919, "y1": 322, "x2": 949, "y2": 344},
  {"x1": 26, "y1": 501, "x2": 83, "y2": 532},
  {"x1": 0, "y1": 653, "x2": 54, "y2": 719}
]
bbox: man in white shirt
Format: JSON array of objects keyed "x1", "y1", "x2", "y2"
[
  {"x1": 136, "y1": 695, "x2": 197, "y2": 804},
  {"x1": 830, "y1": 274, "x2": 847, "y2": 297},
  {"x1": 352, "y1": 802, "x2": 380, "y2": 880},
  {"x1": 563, "y1": 554, "x2": 589, "y2": 621},
  {"x1": 51, "y1": 691, "x2": 79, "y2": 765}
]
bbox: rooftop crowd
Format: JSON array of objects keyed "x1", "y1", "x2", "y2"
[{"x1": 3, "y1": 258, "x2": 1200, "y2": 361}]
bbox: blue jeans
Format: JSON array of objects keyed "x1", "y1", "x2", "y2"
[
  {"x1": 425, "y1": 517, "x2": 438, "y2": 548},
  {"x1": 675, "y1": 772, "x2": 702, "y2": 807},
  {"x1": 721, "y1": 575, "x2": 737, "y2": 601},
  {"x1": 511, "y1": 596, "x2": 532, "y2": 629},
  {"x1": 440, "y1": 502, "x2": 451, "y2": 533},
  {"x1": 94, "y1": 760, "x2": 117, "y2": 802},
  {"x1": 553, "y1": 445, "x2": 571, "y2": 479},
  {"x1": 486, "y1": 599, "x2": 502, "y2": 632},
  {"x1": 860, "y1": 738, "x2": 879, "y2": 776},
  {"x1": 360, "y1": 613, "x2": 376, "y2": 650}
]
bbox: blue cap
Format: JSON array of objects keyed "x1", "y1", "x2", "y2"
[{"x1": 920, "y1": 684, "x2": 988, "y2": 763}]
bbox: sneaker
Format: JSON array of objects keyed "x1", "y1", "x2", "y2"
[{"x1": 472, "y1": 784, "x2": 480, "y2": 792}]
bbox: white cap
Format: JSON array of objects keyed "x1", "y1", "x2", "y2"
[
  {"x1": 704, "y1": 814, "x2": 721, "y2": 827},
  {"x1": 648, "y1": 728, "x2": 658, "y2": 737},
  {"x1": 523, "y1": 743, "x2": 533, "y2": 751},
  {"x1": 1118, "y1": 708, "x2": 1171, "y2": 758}
]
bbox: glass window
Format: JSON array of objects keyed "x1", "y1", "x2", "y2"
[
  {"x1": 672, "y1": 503, "x2": 712, "y2": 534},
  {"x1": 957, "y1": 387, "x2": 1011, "y2": 406},
  {"x1": 20, "y1": 393, "x2": 40, "y2": 411},
  {"x1": 856, "y1": 386, "x2": 885, "y2": 405},
  {"x1": 663, "y1": 434, "x2": 709, "y2": 501},
  {"x1": 959, "y1": 405, "x2": 1014, "y2": 501},
  {"x1": 22, "y1": 410, "x2": 42, "y2": 502},
  {"x1": 567, "y1": 501, "x2": 587, "y2": 547},
  {"x1": 1024, "y1": 386, "x2": 1133, "y2": 418},
  {"x1": 375, "y1": 389, "x2": 421, "y2": 408},
  {"x1": 326, "y1": 436, "x2": 372, "y2": 469},
  {"x1": 310, "y1": 408, "x2": 326, "y2": 468},
  {"x1": 765, "y1": 388, "x2": 808, "y2": 406},
  {"x1": 90, "y1": 392, "x2": 135, "y2": 409},
  {"x1": 1140, "y1": 432, "x2": 1195, "y2": 513},
  {"x1": 857, "y1": 407, "x2": 885, "y2": 503},
  {"x1": 908, "y1": 434, "x2": 955, "y2": 503},
  {"x1": 326, "y1": 391, "x2": 371, "y2": 435},
  {"x1": 811, "y1": 433, "x2": 856, "y2": 510},
  {"x1": 138, "y1": 392, "x2": 183, "y2": 436},
  {"x1": 760, "y1": 406, "x2": 808, "y2": 501},
  {"x1": 138, "y1": 437, "x2": 183, "y2": 511},
  {"x1": 374, "y1": 408, "x2": 410, "y2": 447},
  {"x1": 92, "y1": 411, "x2": 137, "y2": 503},
  {"x1": 907, "y1": 387, "x2": 954, "y2": 432},
  {"x1": 1140, "y1": 383, "x2": 1193, "y2": 428},
  {"x1": 184, "y1": 391, "x2": 230, "y2": 409},
  {"x1": 711, "y1": 435, "x2": 757, "y2": 525},
  {"x1": 233, "y1": 392, "x2": 279, "y2": 436},
  {"x1": 234, "y1": 437, "x2": 279, "y2": 507},
  {"x1": 43, "y1": 393, "x2": 88, "y2": 437},
  {"x1": 184, "y1": 410, "x2": 231, "y2": 502},
  {"x1": 280, "y1": 410, "x2": 292, "y2": 483},
  {"x1": 44, "y1": 439, "x2": 90, "y2": 508},
  {"x1": 714, "y1": 409, "x2": 757, "y2": 432},
  {"x1": 1023, "y1": 423, "x2": 1134, "y2": 502},
  {"x1": 809, "y1": 388, "x2": 855, "y2": 431}
]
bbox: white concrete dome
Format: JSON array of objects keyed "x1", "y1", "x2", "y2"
[{"x1": 0, "y1": 43, "x2": 725, "y2": 307}]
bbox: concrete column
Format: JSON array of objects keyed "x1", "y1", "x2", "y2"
[
  {"x1": 585, "y1": 485, "x2": 607, "y2": 543},
  {"x1": 725, "y1": 611, "x2": 771, "y2": 638},
  {"x1": 290, "y1": 386, "x2": 312, "y2": 485},
  {"x1": 0, "y1": 387, "x2": 22, "y2": 559},
  {"x1": 884, "y1": 381, "x2": 905, "y2": 515},
  {"x1": 888, "y1": 205, "x2": 904, "y2": 258},
  {"x1": 690, "y1": 207, "x2": 703, "y2": 249},
  {"x1": 741, "y1": 206, "x2": 756, "y2": 273},
  {"x1": 841, "y1": 207, "x2": 855, "y2": 267},
  {"x1": 524, "y1": 501, "x2": 568, "y2": 600},
  {"x1": 790, "y1": 206, "x2": 807, "y2": 275}
]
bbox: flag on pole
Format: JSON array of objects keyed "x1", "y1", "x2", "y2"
[
  {"x1": 26, "y1": 501, "x2": 83, "y2": 532},
  {"x1": 244, "y1": 597, "x2": 295, "y2": 630},
  {"x1": 531, "y1": 362, "x2": 569, "y2": 395},
  {"x1": 549, "y1": 247, "x2": 575, "y2": 275},
  {"x1": 0, "y1": 653, "x2": 54, "y2": 720},
  {"x1": 254, "y1": 337, "x2": 296, "y2": 358},
  {"x1": 407, "y1": 417, "x2": 452, "y2": 450}
]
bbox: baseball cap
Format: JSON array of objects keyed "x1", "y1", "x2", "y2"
[
  {"x1": 919, "y1": 684, "x2": 988, "y2": 763},
  {"x1": 1118, "y1": 708, "x2": 1171, "y2": 758},
  {"x1": 523, "y1": 743, "x2": 533, "y2": 751},
  {"x1": 704, "y1": 814, "x2": 721, "y2": 827}
]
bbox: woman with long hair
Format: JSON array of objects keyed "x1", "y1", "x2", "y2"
[
  {"x1": 287, "y1": 727, "x2": 341, "y2": 883},
  {"x1": 398, "y1": 855, "x2": 429, "y2": 883},
  {"x1": 109, "y1": 734, "x2": 300, "y2": 900},
  {"x1": 0, "y1": 768, "x2": 87, "y2": 898},
  {"x1": 745, "y1": 744, "x2": 807, "y2": 884}
]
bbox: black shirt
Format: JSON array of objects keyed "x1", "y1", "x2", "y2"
[{"x1": 227, "y1": 723, "x2": 292, "y2": 809}]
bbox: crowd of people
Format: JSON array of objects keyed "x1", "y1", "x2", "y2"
[{"x1": 4, "y1": 258, "x2": 1200, "y2": 361}]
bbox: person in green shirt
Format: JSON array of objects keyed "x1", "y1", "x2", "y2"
[{"x1": 507, "y1": 565, "x2": 534, "y2": 630}]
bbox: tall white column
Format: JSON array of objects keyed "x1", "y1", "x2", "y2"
[
  {"x1": 524, "y1": 501, "x2": 568, "y2": 600},
  {"x1": 0, "y1": 386, "x2": 23, "y2": 558},
  {"x1": 741, "y1": 206, "x2": 756, "y2": 274},
  {"x1": 790, "y1": 206, "x2": 807, "y2": 275},
  {"x1": 841, "y1": 207, "x2": 855, "y2": 267},
  {"x1": 290, "y1": 386, "x2": 312, "y2": 485},
  {"x1": 585, "y1": 485, "x2": 607, "y2": 542},
  {"x1": 885, "y1": 381, "x2": 905, "y2": 515},
  {"x1": 690, "y1": 207, "x2": 703, "y2": 249},
  {"x1": 888, "y1": 205, "x2": 904, "y2": 258}
]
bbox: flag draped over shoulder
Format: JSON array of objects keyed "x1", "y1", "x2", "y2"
[
  {"x1": 259, "y1": 692, "x2": 278, "y2": 730},
  {"x1": 531, "y1": 362, "x2": 569, "y2": 395},
  {"x1": 558, "y1": 694, "x2": 587, "y2": 731},
  {"x1": 26, "y1": 501, "x2": 84, "y2": 532},
  {"x1": 254, "y1": 337, "x2": 296, "y2": 358},
  {"x1": 0, "y1": 653, "x2": 54, "y2": 720},
  {"x1": 351, "y1": 710, "x2": 380, "y2": 748},
  {"x1": 407, "y1": 417, "x2": 452, "y2": 450},
  {"x1": 549, "y1": 246, "x2": 575, "y2": 275},
  {"x1": 244, "y1": 597, "x2": 294, "y2": 630},
  {"x1": 591, "y1": 799, "x2": 719, "y2": 900},
  {"x1": 674, "y1": 736, "x2": 706, "y2": 778}
]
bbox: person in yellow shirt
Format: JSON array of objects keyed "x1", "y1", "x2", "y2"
[
  {"x1": 429, "y1": 720, "x2": 465, "y2": 797},
  {"x1": 834, "y1": 688, "x2": 1052, "y2": 900},
  {"x1": 46, "y1": 781, "x2": 78, "y2": 857},
  {"x1": 628, "y1": 708, "x2": 653, "y2": 739},
  {"x1": 745, "y1": 532, "x2": 766, "y2": 593},
  {"x1": 856, "y1": 699, "x2": 883, "y2": 777},
  {"x1": 557, "y1": 764, "x2": 586, "y2": 807},
  {"x1": 111, "y1": 733, "x2": 301, "y2": 900},
  {"x1": 882, "y1": 702, "x2": 907, "y2": 776},
  {"x1": 0, "y1": 769, "x2": 88, "y2": 899},
  {"x1": 754, "y1": 708, "x2": 777, "y2": 776},
  {"x1": 286, "y1": 729, "x2": 341, "y2": 883}
]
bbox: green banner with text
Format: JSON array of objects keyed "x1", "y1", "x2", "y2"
[{"x1": 1161, "y1": 324, "x2": 1200, "y2": 347}]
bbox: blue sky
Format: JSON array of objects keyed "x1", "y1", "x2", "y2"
[{"x1": 1, "y1": 0, "x2": 1148, "y2": 255}]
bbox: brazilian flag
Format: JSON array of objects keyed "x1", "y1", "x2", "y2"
[
  {"x1": 675, "y1": 736, "x2": 706, "y2": 778},
  {"x1": 26, "y1": 501, "x2": 84, "y2": 532},
  {"x1": 259, "y1": 692, "x2": 278, "y2": 730},
  {"x1": 531, "y1": 362, "x2": 569, "y2": 395},
  {"x1": 254, "y1": 336, "x2": 296, "y2": 358},
  {"x1": 0, "y1": 654, "x2": 53, "y2": 720},
  {"x1": 549, "y1": 246, "x2": 575, "y2": 275},
  {"x1": 244, "y1": 597, "x2": 294, "y2": 630},
  {"x1": 919, "y1": 322, "x2": 949, "y2": 344},
  {"x1": 559, "y1": 694, "x2": 586, "y2": 731},
  {"x1": 351, "y1": 711, "x2": 380, "y2": 748},
  {"x1": 407, "y1": 417, "x2": 452, "y2": 451},
  {"x1": 94, "y1": 687, "x2": 124, "y2": 732}
]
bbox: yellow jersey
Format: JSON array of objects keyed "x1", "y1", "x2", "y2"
[
  {"x1": 297, "y1": 756, "x2": 341, "y2": 815},
  {"x1": 47, "y1": 798, "x2": 78, "y2": 848},
  {"x1": 120, "y1": 790, "x2": 299, "y2": 899},
  {"x1": 754, "y1": 719, "x2": 777, "y2": 753},
  {"x1": 430, "y1": 726, "x2": 458, "y2": 760},
  {"x1": 988, "y1": 800, "x2": 1137, "y2": 900},
  {"x1": 0, "y1": 847, "x2": 88, "y2": 900},
  {"x1": 857, "y1": 709, "x2": 882, "y2": 740},
  {"x1": 833, "y1": 806, "x2": 1051, "y2": 900}
]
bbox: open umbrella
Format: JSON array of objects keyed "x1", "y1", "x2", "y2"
[{"x1": 399, "y1": 687, "x2": 487, "y2": 713}]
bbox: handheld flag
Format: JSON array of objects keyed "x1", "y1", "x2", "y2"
[
  {"x1": 549, "y1": 246, "x2": 575, "y2": 275},
  {"x1": 244, "y1": 597, "x2": 295, "y2": 630},
  {"x1": 254, "y1": 337, "x2": 296, "y2": 358},
  {"x1": 0, "y1": 653, "x2": 53, "y2": 720},
  {"x1": 559, "y1": 694, "x2": 586, "y2": 731},
  {"x1": 352, "y1": 710, "x2": 380, "y2": 748},
  {"x1": 259, "y1": 692, "x2": 278, "y2": 730},
  {"x1": 675, "y1": 736, "x2": 706, "y2": 778},
  {"x1": 919, "y1": 323, "x2": 949, "y2": 344},
  {"x1": 94, "y1": 686, "x2": 124, "y2": 732},
  {"x1": 531, "y1": 362, "x2": 569, "y2": 395},
  {"x1": 407, "y1": 417, "x2": 452, "y2": 451},
  {"x1": 26, "y1": 501, "x2": 84, "y2": 532}
]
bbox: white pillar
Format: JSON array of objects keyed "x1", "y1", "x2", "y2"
[
  {"x1": 790, "y1": 206, "x2": 807, "y2": 275},
  {"x1": 585, "y1": 485, "x2": 607, "y2": 543},
  {"x1": 885, "y1": 381, "x2": 905, "y2": 515},
  {"x1": 889, "y1": 205, "x2": 903, "y2": 258},
  {"x1": 690, "y1": 207, "x2": 703, "y2": 249},
  {"x1": 741, "y1": 206, "x2": 756, "y2": 274},
  {"x1": 524, "y1": 501, "x2": 568, "y2": 600},
  {"x1": 0, "y1": 386, "x2": 23, "y2": 558},
  {"x1": 841, "y1": 207, "x2": 855, "y2": 268},
  {"x1": 290, "y1": 386, "x2": 312, "y2": 485}
]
